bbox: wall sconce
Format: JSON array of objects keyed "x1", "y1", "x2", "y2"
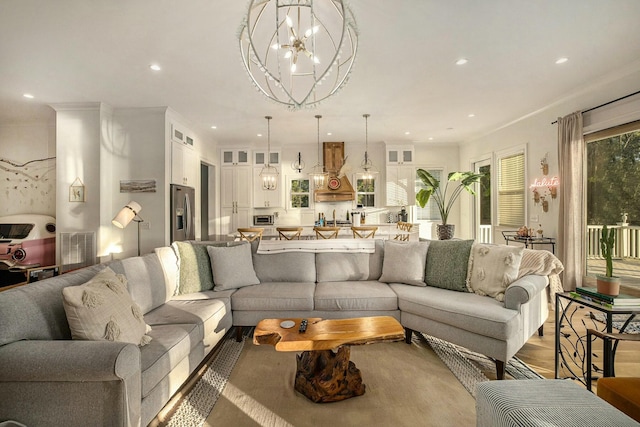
[
  {"x1": 540, "y1": 153, "x2": 549, "y2": 175},
  {"x1": 112, "y1": 201, "x2": 143, "y2": 256},
  {"x1": 291, "y1": 152, "x2": 305, "y2": 173}
]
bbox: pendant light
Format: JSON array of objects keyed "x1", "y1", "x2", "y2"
[
  {"x1": 308, "y1": 115, "x2": 328, "y2": 189},
  {"x1": 259, "y1": 116, "x2": 278, "y2": 190},
  {"x1": 358, "y1": 113, "x2": 378, "y2": 185}
]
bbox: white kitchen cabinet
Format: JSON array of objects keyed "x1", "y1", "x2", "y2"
[
  {"x1": 253, "y1": 150, "x2": 280, "y2": 166},
  {"x1": 252, "y1": 166, "x2": 281, "y2": 208},
  {"x1": 386, "y1": 145, "x2": 414, "y2": 165},
  {"x1": 171, "y1": 140, "x2": 198, "y2": 186},
  {"x1": 386, "y1": 165, "x2": 415, "y2": 206},
  {"x1": 221, "y1": 149, "x2": 251, "y2": 166},
  {"x1": 220, "y1": 166, "x2": 251, "y2": 234}
]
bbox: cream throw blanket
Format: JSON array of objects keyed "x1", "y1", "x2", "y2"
[
  {"x1": 257, "y1": 239, "x2": 376, "y2": 254},
  {"x1": 517, "y1": 249, "x2": 565, "y2": 308}
]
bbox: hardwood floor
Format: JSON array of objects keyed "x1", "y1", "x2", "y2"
[{"x1": 510, "y1": 303, "x2": 640, "y2": 392}]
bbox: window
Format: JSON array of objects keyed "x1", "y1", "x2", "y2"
[
  {"x1": 415, "y1": 169, "x2": 443, "y2": 221},
  {"x1": 497, "y1": 152, "x2": 525, "y2": 227},
  {"x1": 356, "y1": 177, "x2": 375, "y2": 207},
  {"x1": 290, "y1": 178, "x2": 310, "y2": 208}
]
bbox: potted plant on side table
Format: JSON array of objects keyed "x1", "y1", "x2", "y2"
[
  {"x1": 415, "y1": 169, "x2": 484, "y2": 240},
  {"x1": 597, "y1": 224, "x2": 621, "y2": 296}
]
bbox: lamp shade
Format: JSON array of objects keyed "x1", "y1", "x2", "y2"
[{"x1": 112, "y1": 201, "x2": 142, "y2": 228}]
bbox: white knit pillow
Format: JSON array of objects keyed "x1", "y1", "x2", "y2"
[
  {"x1": 62, "y1": 267, "x2": 152, "y2": 346},
  {"x1": 468, "y1": 243, "x2": 524, "y2": 301}
]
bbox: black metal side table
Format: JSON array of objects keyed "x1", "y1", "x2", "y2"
[
  {"x1": 502, "y1": 231, "x2": 556, "y2": 254},
  {"x1": 555, "y1": 292, "x2": 639, "y2": 389}
]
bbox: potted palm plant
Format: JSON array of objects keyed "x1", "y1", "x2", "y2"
[
  {"x1": 597, "y1": 224, "x2": 621, "y2": 296},
  {"x1": 415, "y1": 169, "x2": 484, "y2": 240}
]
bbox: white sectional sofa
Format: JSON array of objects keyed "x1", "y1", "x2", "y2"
[{"x1": 0, "y1": 238, "x2": 562, "y2": 426}]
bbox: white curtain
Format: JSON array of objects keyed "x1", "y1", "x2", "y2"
[{"x1": 557, "y1": 111, "x2": 585, "y2": 291}]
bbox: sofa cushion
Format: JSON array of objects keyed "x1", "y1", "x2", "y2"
[
  {"x1": 140, "y1": 323, "x2": 199, "y2": 398},
  {"x1": 231, "y1": 282, "x2": 315, "y2": 311},
  {"x1": 207, "y1": 243, "x2": 260, "y2": 291},
  {"x1": 110, "y1": 252, "x2": 170, "y2": 314},
  {"x1": 390, "y1": 283, "x2": 519, "y2": 341},
  {"x1": 62, "y1": 267, "x2": 152, "y2": 346},
  {"x1": 315, "y1": 239, "x2": 384, "y2": 282},
  {"x1": 172, "y1": 241, "x2": 215, "y2": 295},
  {"x1": 468, "y1": 243, "x2": 524, "y2": 302},
  {"x1": 314, "y1": 281, "x2": 398, "y2": 311},
  {"x1": 253, "y1": 251, "x2": 316, "y2": 283},
  {"x1": 379, "y1": 240, "x2": 430, "y2": 287},
  {"x1": 425, "y1": 239, "x2": 474, "y2": 292},
  {"x1": 144, "y1": 298, "x2": 230, "y2": 344}
]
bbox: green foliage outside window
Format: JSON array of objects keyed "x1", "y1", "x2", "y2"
[
  {"x1": 290, "y1": 179, "x2": 310, "y2": 208},
  {"x1": 587, "y1": 130, "x2": 640, "y2": 226},
  {"x1": 356, "y1": 178, "x2": 375, "y2": 207}
]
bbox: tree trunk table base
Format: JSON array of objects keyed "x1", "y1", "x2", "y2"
[{"x1": 294, "y1": 347, "x2": 365, "y2": 403}]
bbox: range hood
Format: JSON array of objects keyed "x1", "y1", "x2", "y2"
[{"x1": 314, "y1": 142, "x2": 355, "y2": 202}]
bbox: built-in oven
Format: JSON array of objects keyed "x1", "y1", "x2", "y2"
[{"x1": 253, "y1": 215, "x2": 274, "y2": 226}]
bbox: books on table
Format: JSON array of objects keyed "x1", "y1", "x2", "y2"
[{"x1": 575, "y1": 287, "x2": 640, "y2": 306}]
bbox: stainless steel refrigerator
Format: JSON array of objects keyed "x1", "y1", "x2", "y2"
[{"x1": 170, "y1": 184, "x2": 195, "y2": 242}]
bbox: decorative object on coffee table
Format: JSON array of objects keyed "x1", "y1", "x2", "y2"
[
  {"x1": 253, "y1": 316, "x2": 404, "y2": 403},
  {"x1": 415, "y1": 169, "x2": 483, "y2": 240}
]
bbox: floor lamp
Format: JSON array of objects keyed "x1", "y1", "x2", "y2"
[{"x1": 112, "y1": 201, "x2": 143, "y2": 256}]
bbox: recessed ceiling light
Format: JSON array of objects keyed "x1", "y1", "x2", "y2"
[
  {"x1": 23, "y1": 93, "x2": 34, "y2": 99},
  {"x1": 468, "y1": 113, "x2": 475, "y2": 118},
  {"x1": 428, "y1": 137, "x2": 434, "y2": 141},
  {"x1": 257, "y1": 133, "x2": 262, "y2": 137},
  {"x1": 327, "y1": 132, "x2": 332, "y2": 136},
  {"x1": 404, "y1": 131, "x2": 411, "y2": 135},
  {"x1": 149, "y1": 64, "x2": 161, "y2": 71},
  {"x1": 211, "y1": 125, "x2": 217, "y2": 129},
  {"x1": 555, "y1": 57, "x2": 569, "y2": 64},
  {"x1": 456, "y1": 58, "x2": 468, "y2": 65}
]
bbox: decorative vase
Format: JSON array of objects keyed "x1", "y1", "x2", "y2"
[
  {"x1": 596, "y1": 275, "x2": 621, "y2": 296},
  {"x1": 437, "y1": 224, "x2": 455, "y2": 240}
]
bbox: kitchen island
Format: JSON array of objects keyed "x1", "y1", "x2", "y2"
[{"x1": 228, "y1": 223, "x2": 420, "y2": 241}]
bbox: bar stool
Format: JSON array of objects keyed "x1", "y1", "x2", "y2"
[
  {"x1": 313, "y1": 226, "x2": 340, "y2": 239},
  {"x1": 351, "y1": 226, "x2": 378, "y2": 239},
  {"x1": 237, "y1": 227, "x2": 264, "y2": 242},
  {"x1": 277, "y1": 227, "x2": 303, "y2": 240},
  {"x1": 394, "y1": 221, "x2": 413, "y2": 241}
]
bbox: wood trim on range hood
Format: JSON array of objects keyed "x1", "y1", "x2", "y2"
[{"x1": 314, "y1": 142, "x2": 355, "y2": 202}]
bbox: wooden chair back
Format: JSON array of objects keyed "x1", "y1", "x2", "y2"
[
  {"x1": 313, "y1": 226, "x2": 340, "y2": 239},
  {"x1": 394, "y1": 221, "x2": 413, "y2": 241},
  {"x1": 351, "y1": 226, "x2": 378, "y2": 239},
  {"x1": 237, "y1": 227, "x2": 264, "y2": 242},
  {"x1": 277, "y1": 227, "x2": 303, "y2": 240}
]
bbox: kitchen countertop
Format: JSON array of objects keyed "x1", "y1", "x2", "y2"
[{"x1": 230, "y1": 223, "x2": 419, "y2": 240}]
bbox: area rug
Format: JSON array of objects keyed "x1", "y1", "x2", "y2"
[
  {"x1": 592, "y1": 312, "x2": 640, "y2": 333},
  {"x1": 162, "y1": 331, "x2": 541, "y2": 427}
]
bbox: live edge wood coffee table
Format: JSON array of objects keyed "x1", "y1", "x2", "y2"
[{"x1": 253, "y1": 316, "x2": 404, "y2": 403}]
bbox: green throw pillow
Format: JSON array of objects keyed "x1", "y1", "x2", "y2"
[
  {"x1": 172, "y1": 241, "x2": 215, "y2": 295},
  {"x1": 425, "y1": 239, "x2": 474, "y2": 292}
]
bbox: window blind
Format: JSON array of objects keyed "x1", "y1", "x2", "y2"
[
  {"x1": 498, "y1": 153, "x2": 525, "y2": 227},
  {"x1": 416, "y1": 169, "x2": 442, "y2": 221}
]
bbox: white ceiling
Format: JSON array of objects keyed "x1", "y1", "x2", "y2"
[{"x1": 1, "y1": 0, "x2": 640, "y2": 147}]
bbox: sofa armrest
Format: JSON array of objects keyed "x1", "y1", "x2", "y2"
[
  {"x1": 0, "y1": 340, "x2": 141, "y2": 427},
  {"x1": 504, "y1": 274, "x2": 548, "y2": 310},
  {"x1": 0, "y1": 340, "x2": 140, "y2": 381}
]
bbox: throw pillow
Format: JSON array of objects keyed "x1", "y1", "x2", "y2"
[
  {"x1": 378, "y1": 240, "x2": 430, "y2": 286},
  {"x1": 425, "y1": 239, "x2": 474, "y2": 292},
  {"x1": 62, "y1": 267, "x2": 152, "y2": 346},
  {"x1": 468, "y1": 243, "x2": 524, "y2": 301},
  {"x1": 172, "y1": 241, "x2": 215, "y2": 295},
  {"x1": 207, "y1": 243, "x2": 260, "y2": 291}
]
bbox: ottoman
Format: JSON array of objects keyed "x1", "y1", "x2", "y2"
[{"x1": 476, "y1": 379, "x2": 640, "y2": 426}]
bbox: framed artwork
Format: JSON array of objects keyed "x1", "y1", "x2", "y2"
[
  {"x1": 69, "y1": 177, "x2": 85, "y2": 202},
  {"x1": 120, "y1": 179, "x2": 156, "y2": 193}
]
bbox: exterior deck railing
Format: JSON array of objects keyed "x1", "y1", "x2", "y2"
[{"x1": 587, "y1": 224, "x2": 640, "y2": 260}]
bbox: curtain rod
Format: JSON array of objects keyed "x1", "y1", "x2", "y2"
[{"x1": 550, "y1": 89, "x2": 640, "y2": 125}]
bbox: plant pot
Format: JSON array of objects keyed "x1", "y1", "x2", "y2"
[
  {"x1": 596, "y1": 275, "x2": 621, "y2": 296},
  {"x1": 437, "y1": 224, "x2": 455, "y2": 240}
]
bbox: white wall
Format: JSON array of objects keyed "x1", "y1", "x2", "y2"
[{"x1": 0, "y1": 118, "x2": 56, "y2": 216}]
